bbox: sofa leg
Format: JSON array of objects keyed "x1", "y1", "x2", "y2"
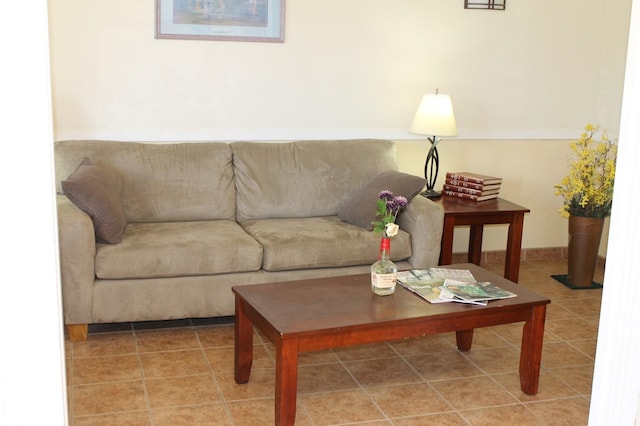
[{"x1": 67, "y1": 324, "x2": 88, "y2": 342}]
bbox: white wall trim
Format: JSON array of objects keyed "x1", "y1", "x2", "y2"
[{"x1": 53, "y1": 127, "x2": 582, "y2": 142}]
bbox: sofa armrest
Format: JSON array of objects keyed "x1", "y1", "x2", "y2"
[
  {"x1": 397, "y1": 196, "x2": 444, "y2": 269},
  {"x1": 56, "y1": 194, "x2": 96, "y2": 325}
]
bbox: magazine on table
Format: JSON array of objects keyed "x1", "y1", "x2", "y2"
[
  {"x1": 396, "y1": 268, "x2": 516, "y2": 305},
  {"x1": 427, "y1": 268, "x2": 476, "y2": 283},
  {"x1": 396, "y1": 268, "x2": 477, "y2": 304},
  {"x1": 396, "y1": 270, "x2": 449, "y2": 304},
  {"x1": 440, "y1": 279, "x2": 517, "y2": 305}
]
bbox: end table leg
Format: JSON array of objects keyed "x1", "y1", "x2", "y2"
[
  {"x1": 456, "y1": 329, "x2": 474, "y2": 351},
  {"x1": 505, "y1": 212, "x2": 525, "y2": 282},
  {"x1": 520, "y1": 304, "x2": 546, "y2": 394},
  {"x1": 468, "y1": 225, "x2": 483, "y2": 265},
  {"x1": 234, "y1": 296, "x2": 254, "y2": 384},
  {"x1": 440, "y1": 218, "x2": 455, "y2": 265},
  {"x1": 275, "y1": 338, "x2": 299, "y2": 426}
]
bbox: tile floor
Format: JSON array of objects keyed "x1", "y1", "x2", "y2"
[{"x1": 65, "y1": 257, "x2": 603, "y2": 425}]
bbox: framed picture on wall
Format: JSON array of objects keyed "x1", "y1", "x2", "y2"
[{"x1": 156, "y1": 0, "x2": 285, "y2": 43}]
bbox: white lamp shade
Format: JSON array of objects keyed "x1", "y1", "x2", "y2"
[{"x1": 410, "y1": 93, "x2": 458, "y2": 137}]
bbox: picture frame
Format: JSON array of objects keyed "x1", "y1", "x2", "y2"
[{"x1": 156, "y1": 0, "x2": 285, "y2": 43}]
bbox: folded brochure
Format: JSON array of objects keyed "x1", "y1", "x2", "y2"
[{"x1": 397, "y1": 268, "x2": 516, "y2": 305}]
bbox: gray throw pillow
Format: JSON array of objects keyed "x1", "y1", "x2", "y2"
[
  {"x1": 337, "y1": 170, "x2": 426, "y2": 230},
  {"x1": 61, "y1": 157, "x2": 127, "y2": 244}
]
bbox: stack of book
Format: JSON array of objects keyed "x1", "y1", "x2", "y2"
[{"x1": 442, "y1": 172, "x2": 502, "y2": 201}]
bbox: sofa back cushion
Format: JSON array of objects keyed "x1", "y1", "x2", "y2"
[
  {"x1": 232, "y1": 139, "x2": 398, "y2": 222},
  {"x1": 55, "y1": 141, "x2": 235, "y2": 222}
]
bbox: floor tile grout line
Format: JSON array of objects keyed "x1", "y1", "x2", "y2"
[
  {"x1": 564, "y1": 340, "x2": 597, "y2": 362},
  {"x1": 455, "y1": 342, "x2": 548, "y2": 423},
  {"x1": 195, "y1": 328, "x2": 238, "y2": 426},
  {"x1": 71, "y1": 409, "x2": 152, "y2": 422},
  {"x1": 131, "y1": 328, "x2": 154, "y2": 425},
  {"x1": 339, "y1": 350, "x2": 382, "y2": 420},
  {"x1": 456, "y1": 402, "x2": 540, "y2": 424},
  {"x1": 387, "y1": 340, "x2": 465, "y2": 419},
  {"x1": 67, "y1": 344, "x2": 74, "y2": 423},
  {"x1": 460, "y1": 325, "x2": 594, "y2": 406}
]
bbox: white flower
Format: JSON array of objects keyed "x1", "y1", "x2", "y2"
[{"x1": 385, "y1": 223, "x2": 399, "y2": 238}]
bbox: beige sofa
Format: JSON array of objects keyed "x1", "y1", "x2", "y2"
[{"x1": 54, "y1": 139, "x2": 444, "y2": 340}]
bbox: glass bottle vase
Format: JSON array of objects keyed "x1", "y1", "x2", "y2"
[{"x1": 371, "y1": 237, "x2": 398, "y2": 295}]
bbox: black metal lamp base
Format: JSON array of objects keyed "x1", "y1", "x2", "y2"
[
  {"x1": 422, "y1": 137, "x2": 441, "y2": 200},
  {"x1": 421, "y1": 189, "x2": 441, "y2": 199}
]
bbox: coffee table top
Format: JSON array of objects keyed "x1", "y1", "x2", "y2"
[{"x1": 232, "y1": 263, "x2": 550, "y2": 335}]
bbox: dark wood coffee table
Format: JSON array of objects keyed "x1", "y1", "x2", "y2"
[{"x1": 233, "y1": 263, "x2": 550, "y2": 426}]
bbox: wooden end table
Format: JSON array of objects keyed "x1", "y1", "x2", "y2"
[
  {"x1": 233, "y1": 264, "x2": 549, "y2": 425},
  {"x1": 434, "y1": 197, "x2": 530, "y2": 282}
]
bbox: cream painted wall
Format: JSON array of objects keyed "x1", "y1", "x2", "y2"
[{"x1": 47, "y1": 0, "x2": 630, "y2": 255}]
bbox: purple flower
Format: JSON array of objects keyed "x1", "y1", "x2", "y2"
[
  {"x1": 378, "y1": 190, "x2": 394, "y2": 201},
  {"x1": 387, "y1": 196, "x2": 409, "y2": 215},
  {"x1": 394, "y1": 196, "x2": 408, "y2": 209}
]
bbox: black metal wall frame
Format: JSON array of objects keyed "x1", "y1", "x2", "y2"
[{"x1": 464, "y1": 0, "x2": 506, "y2": 10}]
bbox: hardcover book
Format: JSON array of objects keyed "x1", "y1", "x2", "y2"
[
  {"x1": 445, "y1": 179, "x2": 501, "y2": 191},
  {"x1": 442, "y1": 190, "x2": 499, "y2": 201},
  {"x1": 442, "y1": 183, "x2": 500, "y2": 196},
  {"x1": 445, "y1": 172, "x2": 502, "y2": 186}
]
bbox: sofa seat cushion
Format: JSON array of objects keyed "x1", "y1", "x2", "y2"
[
  {"x1": 241, "y1": 216, "x2": 412, "y2": 272},
  {"x1": 95, "y1": 220, "x2": 263, "y2": 279}
]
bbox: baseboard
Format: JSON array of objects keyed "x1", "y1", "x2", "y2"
[{"x1": 450, "y1": 247, "x2": 606, "y2": 269}]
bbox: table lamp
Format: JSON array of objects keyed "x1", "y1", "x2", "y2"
[{"x1": 410, "y1": 90, "x2": 458, "y2": 198}]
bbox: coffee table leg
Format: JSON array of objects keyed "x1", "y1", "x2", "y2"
[
  {"x1": 234, "y1": 296, "x2": 253, "y2": 384},
  {"x1": 456, "y1": 329, "x2": 474, "y2": 351},
  {"x1": 275, "y1": 338, "x2": 299, "y2": 426},
  {"x1": 519, "y1": 304, "x2": 546, "y2": 394}
]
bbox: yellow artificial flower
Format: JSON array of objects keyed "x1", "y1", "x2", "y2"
[{"x1": 554, "y1": 124, "x2": 617, "y2": 218}]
